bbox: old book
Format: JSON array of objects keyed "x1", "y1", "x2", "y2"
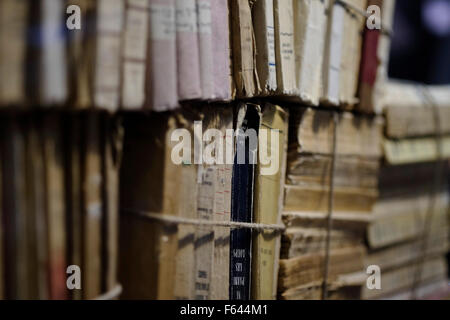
[
  {"x1": 251, "y1": 103, "x2": 288, "y2": 299},
  {"x1": 278, "y1": 246, "x2": 366, "y2": 292},
  {"x1": 368, "y1": 192, "x2": 449, "y2": 249},
  {"x1": 230, "y1": 103, "x2": 261, "y2": 300},
  {"x1": 211, "y1": 0, "x2": 232, "y2": 101},
  {"x1": 366, "y1": 232, "x2": 448, "y2": 272},
  {"x1": 81, "y1": 113, "x2": 103, "y2": 299},
  {"x1": 322, "y1": 0, "x2": 345, "y2": 106},
  {"x1": 294, "y1": 0, "x2": 329, "y2": 106},
  {"x1": 27, "y1": 0, "x2": 68, "y2": 106},
  {"x1": 290, "y1": 108, "x2": 383, "y2": 158},
  {"x1": 280, "y1": 281, "x2": 362, "y2": 300},
  {"x1": 67, "y1": 0, "x2": 125, "y2": 111},
  {"x1": 252, "y1": 0, "x2": 277, "y2": 95},
  {"x1": 101, "y1": 115, "x2": 120, "y2": 293},
  {"x1": 383, "y1": 82, "x2": 450, "y2": 138},
  {"x1": 122, "y1": 0, "x2": 150, "y2": 109},
  {"x1": 0, "y1": 0, "x2": 29, "y2": 106},
  {"x1": 120, "y1": 112, "x2": 197, "y2": 299},
  {"x1": 231, "y1": 0, "x2": 260, "y2": 97},
  {"x1": 65, "y1": 114, "x2": 83, "y2": 300},
  {"x1": 384, "y1": 136, "x2": 450, "y2": 165},
  {"x1": 372, "y1": 0, "x2": 396, "y2": 113},
  {"x1": 0, "y1": 119, "x2": 28, "y2": 299},
  {"x1": 339, "y1": 0, "x2": 367, "y2": 107},
  {"x1": 42, "y1": 115, "x2": 67, "y2": 300},
  {"x1": 146, "y1": 0, "x2": 178, "y2": 111},
  {"x1": 175, "y1": 0, "x2": 202, "y2": 100},
  {"x1": 362, "y1": 257, "x2": 448, "y2": 299},
  {"x1": 210, "y1": 107, "x2": 234, "y2": 300},
  {"x1": 358, "y1": 0, "x2": 383, "y2": 113},
  {"x1": 274, "y1": 0, "x2": 297, "y2": 96},
  {"x1": 197, "y1": 0, "x2": 214, "y2": 100}
]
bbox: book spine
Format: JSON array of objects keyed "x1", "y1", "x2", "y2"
[
  {"x1": 274, "y1": 0, "x2": 296, "y2": 96},
  {"x1": 253, "y1": 0, "x2": 277, "y2": 94},
  {"x1": 251, "y1": 104, "x2": 288, "y2": 300},
  {"x1": 358, "y1": 0, "x2": 383, "y2": 112},
  {"x1": 210, "y1": 108, "x2": 233, "y2": 300},
  {"x1": 43, "y1": 115, "x2": 67, "y2": 300},
  {"x1": 82, "y1": 114, "x2": 103, "y2": 299},
  {"x1": 196, "y1": 0, "x2": 214, "y2": 100},
  {"x1": 0, "y1": 0, "x2": 28, "y2": 106},
  {"x1": 230, "y1": 104, "x2": 261, "y2": 300},
  {"x1": 175, "y1": 0, "x2": 202, "y2": 100},
  {"x1": 40, "y1": 0, "x2": 68, "y2": 106},
  {"x1": 211, "y1": 0, "x2": 232, "y2": 101},
  {"x1": 294, "y1": 0, "x2": 328, "y2": 106},
  {"x1": 339, "y1": 0, "x2": 367, "y2": 106},
  {"x1": 231, "y1": 0, "x2": 258, "y2": 98},
  {"x1": 94, "y1": 0, "x2": 125, "y2": 111},
  {"x1": 146, "y1": 0, "x2": 178, "y2": 111},
  {"x1": 122, "y1": 0, "x2": 150, "y2": 109},
  {"x1": 322, "y1": 0, "x2": 345, "y2": 106}
]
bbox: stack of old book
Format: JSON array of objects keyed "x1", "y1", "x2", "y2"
[
  {"x1": 278, "y1": 107, "x2": 384, "y2": 299},
  {"x1": 0, "y1": 112, "x2": 120, "y2": 300},
  {"x1": 362, "y1": 81, "x2": 450, "y2": 300},
  {"x1": 119, "y1": 102, "x2": 289, "y2": 300}
]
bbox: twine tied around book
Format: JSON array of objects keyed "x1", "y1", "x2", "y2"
[
  {"x1": 94, "y1": 284, "x2": 123, "y2": 300},
  {"x1": 411, "y1": 85, "x2": 446, "y2": 299},
  {"x1": 335, "y1": 0, "x2": 393, "y2": 37},
  {"x1": 321, "y1": 111, "x2": 339, "y2": 300},
  {"x1": 122, "y1": 209, "x2": 286, "y2": 233}
]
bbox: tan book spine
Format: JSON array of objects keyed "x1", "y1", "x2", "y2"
[
  {"x1": 252, "y1": 104, "x2": 288, "y2": 299},
  {"x1": 122, "y1": 0, "x2": 150, "y2": 109},
  {"x1": 82, "y1": 113, "x2": 103, "y2": 299},
  {"x1": 101, "y1": 115, "x2": 120, "y2": 292},
  {"x1": 274, "y1": 0, "x2": 296, "y2": 95},
  {"x1": 0, "y1": 0, "x2": 29, "y2": 106},
  {"x1": 43, "y1": 115, "x2": 67, "y2": 300},
  {"x1": 252, "y1": 0, "x2": 277, "y2": 95},
  {"x1": 339, "y1": 0, "x2": 367, "y2": 107},
  {"x1": 231, "y1": 0, "x2": 259, "y2": 97},
  {"x1": 210, "y1": 107, "x2": 233, "y2": 300}
]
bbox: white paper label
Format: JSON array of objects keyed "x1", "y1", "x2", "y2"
[
  {"x1": 197, "y1": 0, "x2": 212, "y2": 34},
  {"x1": 176, "y1": 0, "x2": 197, "y2": 33},
  {"x1": 149, "y1": 4, "x2": 176, "y2": 40}
]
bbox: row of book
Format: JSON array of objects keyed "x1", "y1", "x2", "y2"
[
  {"x1": 0, "y1": 0, "x2": 394, "y2": 113},
  {"x1": 0, "y1": 112, "x2": 120, "y2": 300}
]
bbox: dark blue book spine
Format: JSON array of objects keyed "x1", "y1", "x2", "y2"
[{"x1": 230, "y1": 106, "x2": 259, "y2": 300}]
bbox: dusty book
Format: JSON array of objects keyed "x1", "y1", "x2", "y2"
[
  {"x1": 146, "y1": 0, "x2": 179, "y2": 111},
  {"x1": 197, "y1": 0, "x2": 214, "y2": 100},
  {"x1": 251, "y1": 103, "x2": 288, "y2": 299},
  {"x1": 175, "y1": 0, "x2": 202, "y2": 101},
  {"x1": 230, "y1": 103, "x2": 261, "y2": 300},
  {"x1": 67, "y1": 0, "x2": 125, "y2": 111},
  {"x1": 0, "y1": 0, "x2": 29, "y2": 106},
  {"x1": 211, "y1": 0, "x2": 232, "y2": 101},
  {"x1": 231, "y1": 0, "x2": 260, "y2": 98},
  {"x1": 122, "y1": 0, "x2": 150, "y2": 109},
  {"x1": 294, "y1": 0, "x2": 329, "y2": 106},
  {"x1": 274, "y1": 0, "x2": 297, "y2": 96},
  {"x1": 252, "y1": 0, "x2": 277, "y2": 95}
]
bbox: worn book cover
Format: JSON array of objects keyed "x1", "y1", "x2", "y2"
[
  {"x1": 274, "y1": 0, "x2": 296, "y2": 96},
  {"x1": 251, "y1": 103, "x2": 288, "y2": 299},
  {"x1": 252, "y1": 0, "x2": 277, "y2": 95},
  {"x1": 175, "y1": 0, "x2": 202, "y2": 101},
  {"x1": 197, "y1": 0, "x2": 214, "y2": 100},
  {"x1": 122, "y1": 0, "x2": 150, "y2": 109},
  {"x1": 230, "y1": 103, "x2": 261, "y2": 300},
  {"x1": 0, "y1": 0, "x2": 29, "y2": 106},
  {"x1": 146, "y1": 0, "x2": 179, "y2": 111}
]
